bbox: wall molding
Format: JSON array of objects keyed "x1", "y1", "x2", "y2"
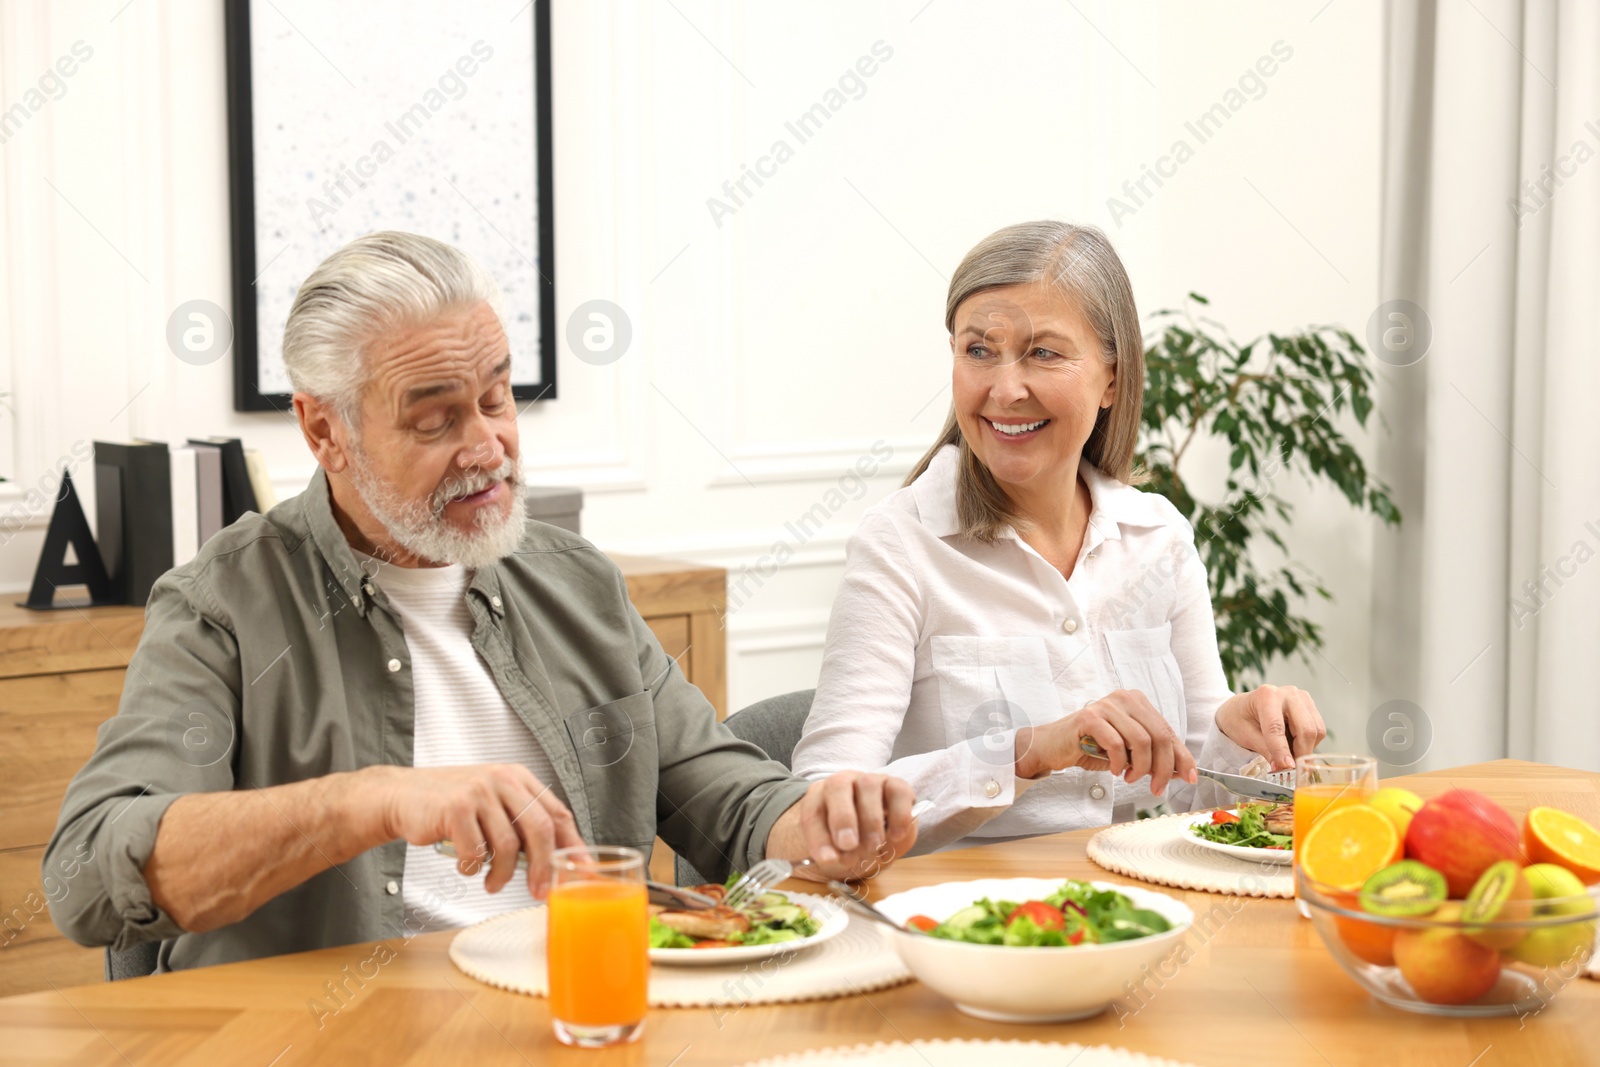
[
  {"x1": 709, "y1": 434, "x2": 930, "y2": 487},
  {"x1": 598, "y1": 520, "x2": 854, "y2": 571},
  {"x1": 726, "y1": 606, "x2": 831, "y2": 655}
]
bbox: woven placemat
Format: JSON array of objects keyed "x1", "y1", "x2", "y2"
[
  {"x1": 448, "y1": 895, "x2": 911, "y2": 1008},
  {"x1": 739, "y1": 1040, "x2": 1202, "y2": 1067},
  {"x1": 1088, "y1": 812, "x2": 1294, "y2": 898}
]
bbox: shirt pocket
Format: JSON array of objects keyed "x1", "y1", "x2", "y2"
[
  {"x1": 1101, "y1": 622, "x2": 1188, "y2": 739},
  {"x1": 929, "y1": 636, "x2": 1064, "y2": 765},
  {"x1": 562, "y1": 691, "x2": 657, "y2": 850}
]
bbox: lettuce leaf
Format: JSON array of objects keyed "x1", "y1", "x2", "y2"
[
  {"x1": 734, "y1": 926, "x2": 802, "y2": 946},
  {"x1": 1000, "y1": 914, "x2": 1069, "y2": 947},
  {"x1": 649, "y1": 916, "x2": 695, "y2": 949},
  {"x1": 1191, "y1": 805, "x2": 1292, "y2": 849}
]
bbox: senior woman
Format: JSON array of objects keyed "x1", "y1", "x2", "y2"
[{"x1": 791, "y1": 220, "x2": 1327, "y2": 854}]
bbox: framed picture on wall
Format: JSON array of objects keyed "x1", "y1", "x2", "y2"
[{"x1": 223, "y1": 0, "x2": 556, "y2": 413}]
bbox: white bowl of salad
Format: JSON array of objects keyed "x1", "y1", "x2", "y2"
[{"x1": 873, "y1": 877, "x2": 1192, "y2": 1023}]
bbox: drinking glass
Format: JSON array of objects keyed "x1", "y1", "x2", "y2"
[
  {"x1": 546, "y1": 845, "x2": 648, "y2": 1048},
  {"x1": 1293, "y1": 754, "x2": 1378, "y2": 917}
]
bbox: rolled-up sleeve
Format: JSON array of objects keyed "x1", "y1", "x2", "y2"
[
  {"x1": 1163, "y1": 533, "x2": 1257, "y2": 812},
  {"x1": 44, "y1": 570, "x2": 241, "y2": 950}
]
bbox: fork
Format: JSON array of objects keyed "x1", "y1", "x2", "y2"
[{"x1": 724, "y1": 799, "x2": 935, "y2": 910}]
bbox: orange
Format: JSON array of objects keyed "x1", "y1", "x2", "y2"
[
  {"x1": 1336, "y1": 914, "x2": 1397, "y2": 966},
  {"x1": 1327, "y1": 885, "x2": 1397, "y2": 965},
  {"x1": 1523, "y1": 807, "x2": 1600, "y2": 885},
  {"x1": 1297, "y1": 804, "x2": 1403, "y2": 891}
]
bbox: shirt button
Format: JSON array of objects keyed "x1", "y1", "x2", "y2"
[
  {"x1": 385, "y1": 880, "x2": 400, "y2": 895},
  {"x1": 983, "y1": 779, "x2": 1001, "y2": 799},
  {"x1": 490, "y1": 595, "x2": 502, "y2": 610},
  {"x1": 352, "y1": 595, "x2": 363, "y2": 609},
  {"x1": 387, "y1": 658, "x2": 403, "y2": 673},
  {"x1": 1062, "y1": 617, "x2": 1078, "y2": 634},
  {"x1": 1090, "y1": 784, "x2": 1107, "y2": 800}
]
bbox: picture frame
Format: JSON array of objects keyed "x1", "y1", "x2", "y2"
[{"x1": 223, "y1": 0, "x2": 557, "y2": 413}]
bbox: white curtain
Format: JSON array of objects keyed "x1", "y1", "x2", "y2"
[{"x1": 1373, "y1": 0, "x2": 1600, "y2": 773}]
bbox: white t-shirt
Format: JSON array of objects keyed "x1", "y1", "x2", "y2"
[
  {"x1": 792, "y1": 445, "x2": 1256, "y2": 854},
  {"x1": 359, "y1": 554, "x2": 568, "y2": 931}
]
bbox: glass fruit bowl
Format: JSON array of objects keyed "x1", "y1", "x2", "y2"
[{"x1": 1299, "y1": 867, "x2": 1600, "y2": 1017}]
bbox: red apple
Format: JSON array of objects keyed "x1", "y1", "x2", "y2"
[
  {"x1": 1392, "y1": 902, "x2": 1503, "y2": 1005},
  {"x1": 1404, "y1": 790, "x2": 1525, "y2": 898}
]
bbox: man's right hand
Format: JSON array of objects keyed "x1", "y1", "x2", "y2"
[{"x1": 371, "y1": 764, "x2": 583, "y2": 898}]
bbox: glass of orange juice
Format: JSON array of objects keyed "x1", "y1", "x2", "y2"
[
  {"x1": 547, "y1": 845, "x2": 648, "y2": 1048},
  {"x1": 1292, "y1": 754, "x2": 1377, "y2": 917}
]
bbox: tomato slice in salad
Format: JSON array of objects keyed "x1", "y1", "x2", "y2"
[
  {"x1": 905, "y1": 915, "x2": 939, "y2": 932},
  {"x1": 1007, "y1": 901, "x2": 1066, "y2": 931},
  {"x1": 1211, "y1": 809, "x2": 1240, "y2": 824}
]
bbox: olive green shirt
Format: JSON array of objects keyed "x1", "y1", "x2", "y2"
[{"x1": 44, "y1": 469, "x2": 807, "y2": 971}]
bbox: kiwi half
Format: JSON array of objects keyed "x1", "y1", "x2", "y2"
[
  {"x1": 1462, "y1": 860, "x2": 1532, "y2": 950},
  {"x1": 1359, "y1": 860, "x2": 1448, "y2": 917}
]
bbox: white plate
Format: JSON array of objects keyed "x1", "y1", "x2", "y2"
[
  {"x1": 650, "y1": 890, "x2": 848, "y2": 966},
  {"x1": 1184, "y1": 811, "x2": 1294, "y2": 865}
]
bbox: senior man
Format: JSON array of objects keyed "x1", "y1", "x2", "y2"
[{"x1": 45, "y1": 232, "x2": 916, "y2": 972}]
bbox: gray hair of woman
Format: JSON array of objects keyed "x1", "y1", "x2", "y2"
[{"x1": 905, "y1": 220, "x2": 1145, "y2": 542}]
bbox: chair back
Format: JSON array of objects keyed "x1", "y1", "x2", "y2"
[{"x1": 105, "y1": 940, "x2": 160, "y2": 981}]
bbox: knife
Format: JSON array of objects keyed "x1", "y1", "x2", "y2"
[
  {"x1": 430, "y1": 841, "x2": 721, "y2": 910},
  {"x1": 1077, "y1": 736, "x2": 1296, "y2": 803},
  {"x1": 1193, "y1": 766, "x2": 1295, "y2": 804}
]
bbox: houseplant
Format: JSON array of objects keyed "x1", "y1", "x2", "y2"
[{"x1": 1136, "y1": 294, "x2": 1401, "y2": 691}]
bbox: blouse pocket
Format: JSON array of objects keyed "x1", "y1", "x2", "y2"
[
  {"x1": 1102, "y1": 622, "x2": 1188, "y2": 739},
  {"x1": 930, "y1": 636, "x2": 1064, "y2": 765}
]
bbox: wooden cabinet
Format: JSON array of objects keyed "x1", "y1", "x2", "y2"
[
  {"x1": 0, "y1": 553, "x2": 726, "y2": 997},
  {"x1": 612, "y1": 553, "x2": 727, "y2": 719}
]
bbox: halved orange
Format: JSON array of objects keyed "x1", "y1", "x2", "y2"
[
  {"x1": 1524, "y1": 807, "x2": 1600, "y2": 885},
  {"x1": 1298, "y1": 804, "x2": 1403, "y2": 891}
]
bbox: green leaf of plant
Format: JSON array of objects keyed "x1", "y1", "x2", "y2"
[{"x1": 1139, "y1": 296, "x2": 1401, "y2": 689}]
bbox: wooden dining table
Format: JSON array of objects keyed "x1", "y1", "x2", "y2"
[{"x1": 3, "y1": 758, "x2": 1598, "y2": 1066}]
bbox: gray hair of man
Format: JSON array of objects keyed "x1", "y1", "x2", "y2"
[
  {"x1": 282, "y1": 232, "x2": 526, "y2": 569},
  {"x1": 905, "y1": 220, "x2": 1146, "y2": 543},
  {"x1": 281, "y1": 231, "x2": 505, "y2": 428}
]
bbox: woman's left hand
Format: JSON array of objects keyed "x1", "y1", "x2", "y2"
[{"x1": 1214, "y1": 684, "x2": 1327, "y2": 772}]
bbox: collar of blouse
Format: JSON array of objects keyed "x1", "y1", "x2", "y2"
[{"x1": 912, "y1": 444, "x2": 1170, "y2": 546}]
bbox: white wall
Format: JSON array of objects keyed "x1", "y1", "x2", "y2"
[{"x1": 0, "y1": 0, "x2": 1383, "y2": 740}]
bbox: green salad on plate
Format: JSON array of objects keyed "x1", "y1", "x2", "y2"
[
  {"x1": 648, "y1": 871, "x2": 822, "y2": 950},
  {"x1": 1190, "y1": 803, "x2": 1293, "y2": 850}
]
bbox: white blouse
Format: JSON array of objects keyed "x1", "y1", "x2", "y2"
[{"x1": 792, "y1": 445, "x2": 1256, "y2": 853}]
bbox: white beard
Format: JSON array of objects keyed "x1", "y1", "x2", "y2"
[{"x1": 345, "y1": 448, "x2": 528, "y2": 569}]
